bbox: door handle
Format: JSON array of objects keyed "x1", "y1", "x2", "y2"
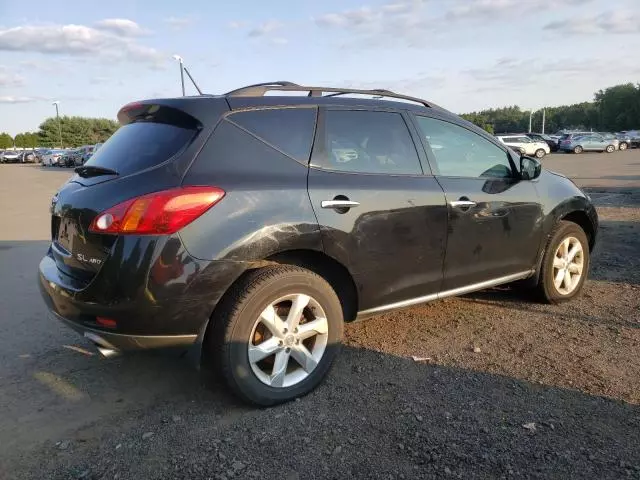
[
  {"x1": 321, "y1": 200, "x2": 360, "y2": 209},
  {"x1": 449, "y1": 200, "x2": 477, "y2": 208}
]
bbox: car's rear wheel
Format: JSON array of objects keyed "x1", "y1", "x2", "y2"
[
  {"x1": 537, "y1": 221, "x2": 590, "y2": 304},
  {"x1": 535, "y1": 149, "x2": 546, "y2": 158},
  {"x1": 619, "y1": 142, "x2": 628, "y2": 151},
  {"x1": 605, "y1": 145, "x2": 615, "y2": 153},
  {"x1": 209, "y1": 265, "x2": 343, "y2": 406},
  {"x1": 573, "y1": 145, "x2": 583, "y2": 154}
]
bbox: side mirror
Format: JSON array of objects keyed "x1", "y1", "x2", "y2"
[{"x1": 520, "y1": 156, "x2": 542, "y2": 180}]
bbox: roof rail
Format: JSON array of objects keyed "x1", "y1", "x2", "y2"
[
  {"x1": 224, "y1": 82, "x2": 440, "y2": 109},
  {"x1": 225, "y1": 81, "x2": 301, "y2": 97}
]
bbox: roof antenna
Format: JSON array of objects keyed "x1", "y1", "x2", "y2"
[{"x1": 171, "y1": 55, "x2": 203, "y2": 95}]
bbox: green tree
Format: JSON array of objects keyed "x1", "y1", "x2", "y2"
[
  {"x1": 14, "y1": 132, "x2": 39, "y2": 148},
  {"x1": 37, "y1": 116, "x2": 119, "y2": 147},
  {"x1": 460, "y1": 82, "x2": 640, "y2": 134},
  {"x1": 0, "y1": 133, "x2": 13, "y2": 149}
]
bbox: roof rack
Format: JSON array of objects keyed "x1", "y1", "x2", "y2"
[{"x1": 224, "y1": 81, "x2": 440, "y2": 109}]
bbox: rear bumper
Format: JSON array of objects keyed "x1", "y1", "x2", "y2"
[
  {"x1": 38, "y1": 234, "x2": 248, "y2": 350},
  {"x1": 51, "y1": 310, "x2": 197, "y2": 352}
]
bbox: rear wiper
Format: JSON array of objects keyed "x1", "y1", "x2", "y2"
[{"x1": 74, "y1": 165, "x2": 119, "y2": 178}]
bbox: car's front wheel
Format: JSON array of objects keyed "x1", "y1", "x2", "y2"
[
  {"x1": 619, "y1": 142, "x2": 628, "y2": 151},
  {"x1": 535, "y1": 148, "x2": 546, "y2": 158},
  {"x1": 605, "y1": 145, "x2": 615, "y2": 153},
  {"x1": 209, "y1": 265, "x2": 343, "y2": 406},
  {"x1": 537, "y1": 221, "x2": 590, "y2": 304},
  {"x1": 573, "y1": 145, "x2": 583, "y2": 154}
]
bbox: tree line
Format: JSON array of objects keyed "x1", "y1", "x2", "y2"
[
  {"x1": 0, "y1": 116, "x2": 119, "y2": 149},
  {"x1": 461, "y1": 83, "x2": 640, "y2": 134}
]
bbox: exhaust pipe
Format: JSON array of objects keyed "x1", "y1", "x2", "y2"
[{"x1": 84, "y1": 332, "x2": 120, "y2": 358}]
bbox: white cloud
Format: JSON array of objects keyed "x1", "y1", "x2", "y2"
[
  {"x1": 90, "y1": 76, "x2": 110, "y2": 84},
  {"x1": 446, "y1": 0, "x2": 591, "y2": 20},
  {"x1": 94, "y1": 18, "x2": 146, "y2": 36},
  {"x1": 228, "y1": 21, "x2": 247, "y2": 29},
  {"x1": 248, "y1": 20, "x2": 283, "y2": 37},
  {"x1": 0, "y1": 24, "x2": 164, "y2": 67},
  {"x1": 545, "y1": 11, "x2": 640, "y2": 34},
  {"x1": 314, "y1": 0, "x2": 594, "y2": 47},
  {"x1": 0, "y1": 66, "x2": 25, "y2": 87},
  {"x1": 164, "y1": 16, "x2": 194, "y2": 30},
  {"x1": 0, "y1": 96, "x2": 41, "y2": 104}
]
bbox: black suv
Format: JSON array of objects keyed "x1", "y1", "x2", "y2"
[{"x1": 39, "y1": 82, "x2": 598, "y2": 406}]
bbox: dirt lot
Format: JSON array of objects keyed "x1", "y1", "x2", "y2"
[{"x1": 1, "y1": 151, "x2": 639, "y2": 479}]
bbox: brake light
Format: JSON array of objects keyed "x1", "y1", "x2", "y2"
[{"x1": 89, "y1": 186, "x2": 225, "y2": 235}]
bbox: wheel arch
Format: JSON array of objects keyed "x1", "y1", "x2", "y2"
[
  {"x1": 528, "y1": 208, "x2": 596, "y2": 287},
  {"x1": 196, "y1": 249, "x2": 359, "y2": 368}
]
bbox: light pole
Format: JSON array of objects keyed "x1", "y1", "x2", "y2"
[
  {"x1": 172, "y1": 54, "x2": 185, "y2": 96},
  {"x1": 52, "y1": 101, "x2": 62, "y2": 148}
]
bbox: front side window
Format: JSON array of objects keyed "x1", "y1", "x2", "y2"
[
  {"x1": 415, "y1": 116, "x2": 513, "y2": 179},
  {"x1": 313, "y1": 110, "x2": 422, "y2": 175}
]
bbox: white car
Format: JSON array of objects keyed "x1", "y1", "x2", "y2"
[
  {"x1": 41, "y1": 149, "x2": 66, "y2": 166},
  {"x1": 496, "y1": 134, "x2": 550, "y2": 158}
]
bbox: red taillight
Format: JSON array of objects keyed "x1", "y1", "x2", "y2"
[{"x1": 89, "y1": 186, "x2": 225, "y2": 235}]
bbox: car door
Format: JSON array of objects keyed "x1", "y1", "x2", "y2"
[
  {"x1": 410, "y1": 113, "x2": 544, "y2": 291},
  {"x1": 307, "y1": 108, "x2": 448, "y2": 312},
  {"x1": 591, "y1": 134, "x2": 606, "y2": 150},
  {"x1": 579, "y1": 135, "x2": 594, "y2": 150}
]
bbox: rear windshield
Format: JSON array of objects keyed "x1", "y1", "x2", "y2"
[{"x1": 84, "y1": 108, "x2": 198, "y2": 176}]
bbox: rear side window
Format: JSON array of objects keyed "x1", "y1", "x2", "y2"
[
  {"x1": 85, "y1": 105, "x2": 198, "y2": 176},
  {"x1": 228, "y1": 108, "x2": 316, "y2": 163},
  {"x1": 313, "y1": 110, "x2": 422, "y2": 175}
]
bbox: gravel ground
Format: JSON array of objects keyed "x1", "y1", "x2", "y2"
[{"x1": 1, "y1": 153, "x2": 639, "y2": 480}]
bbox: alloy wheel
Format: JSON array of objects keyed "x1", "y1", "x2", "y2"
[
  {"x1": 248, "y1": 294, "x2": 329, "y2": 388},
  {"x1": 552, "y1": 236, "x2": 584, "y2": 295}
]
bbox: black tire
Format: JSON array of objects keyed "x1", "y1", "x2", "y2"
[
  {"x1": 535, "y1": 149, "x2": 546, "y2": 158},
  {"x1": 536, "y1": 221, "x2": 590, "y2": 304},
  {"x1": 605, "y1": 145, "x2": 615, "y2": 153},
  {"x1": 619, "y1": 142, "x2": 628, "y2": 151},
  {"x1": 209, "y1": 265, "x2": 343, "y2": 406},
  {"x1": 573, "y1": 145, "x2": 583, "y2": 154}
]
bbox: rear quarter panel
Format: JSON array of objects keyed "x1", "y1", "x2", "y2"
[{"x1": 180, "y1": 119, "x2": 322, "y2": 262}]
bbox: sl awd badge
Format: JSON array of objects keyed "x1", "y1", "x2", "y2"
[{"x1": 77, "y1": 253, "x2": 102, "y2": 265}]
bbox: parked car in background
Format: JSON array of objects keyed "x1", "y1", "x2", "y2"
[
  {"x1": 79, "y1": 145, "x2": 95, "y2": 165},
  {"x1": 557, "y1": 132, "x2": 592, "y2": 151},
  {"x1": 60, "y1": 149, "x2": 81, "y2": 167},
  {"x1": 1, "y1": 150, "x2": 21, "y2": 163},
  {"x1": 526, "y1": 133, "x2": 559, "y2": 152},
  {"x1": 39, "y1": 82, "x2": 598, "y2": 406},
  {"x1": 495, "y1": 134, "x2": 550, "y2": 158},
  {"x1": 19, "y1": 151, "x2": 37, "y2": 163},
  {"x1": 614, "y1": 132, "x2": 632, "y2": 150},
  {"x1": 41, "y1": 149, "x2": 66, "y2": 166},
  {"x1": 618, "y1": 131, "x2": 640, "y2": 148},
  {"x1": 596, "y1": 133, "x2": 620, "y2": 150},
  {"x1": 558, "y1": 134, "x2": 617, "y2": 154}
]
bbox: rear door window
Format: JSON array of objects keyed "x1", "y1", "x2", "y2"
[
  {"x1": 83, "y1": 105, "x2": 199, "y2": 176},
  {"x1": 312, "y1": 110, "x2": 423, "y2": 175},
  {"x1": 227, "y1": 108, "x2": 316, "y2": 163}
]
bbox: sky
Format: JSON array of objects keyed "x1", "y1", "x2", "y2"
[{"x1": 0, "y1": 0, "x2": 639, "y2": 135}]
